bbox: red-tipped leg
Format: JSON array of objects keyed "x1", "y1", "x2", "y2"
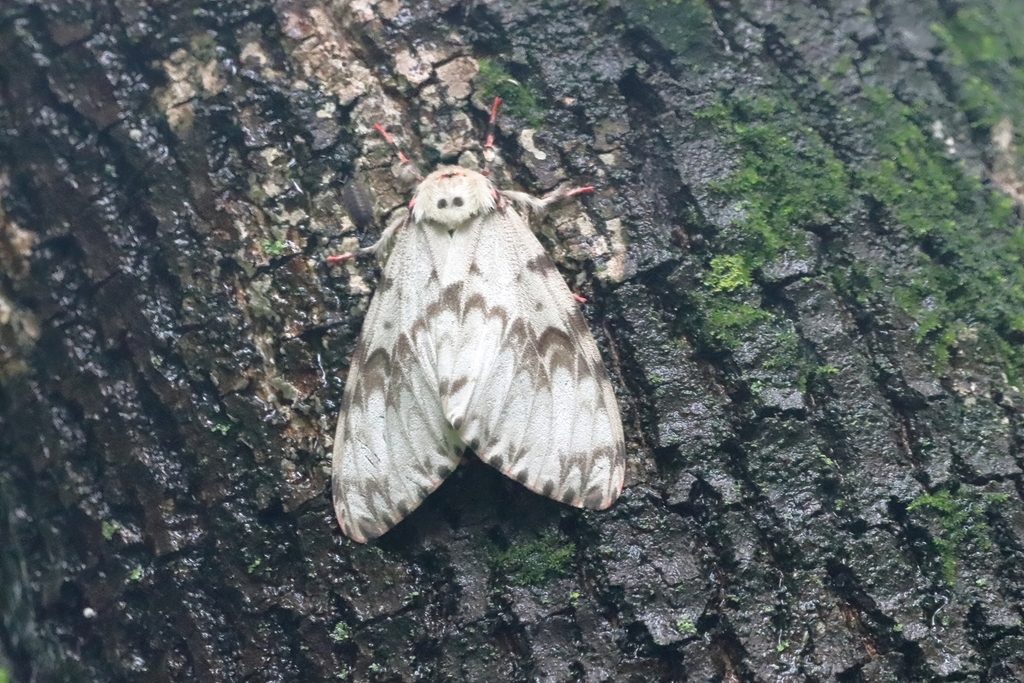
[
  {"x1": 565, "y1": 185, "x2": 595, "y2": 198},
  {"x1": 373, "y1": 123, "x2": 410, "y2": 165},
  {"x1": 484, "y1": 97, "x2": 501, "y2": 152},
  {"x1": 373, "y1": 123, "x2": 423, "y2": 181},
  {"x1": 482, "y1": 97, "x2": 502, "y2": 174}
]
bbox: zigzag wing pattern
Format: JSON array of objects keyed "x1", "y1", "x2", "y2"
[
  {"x1": 333, "y1": 163, "x2": 626, "y2": 543},
  {"x1": 331, "y1": 220, "x2": 463, "y2": 543},
  {"x1": 435, "y1": 208, "x2": 626, "y2": 509}
]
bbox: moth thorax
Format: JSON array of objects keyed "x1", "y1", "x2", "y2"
[{"x1": 412, "y1": 166, "x2": 495, "y2": 226}]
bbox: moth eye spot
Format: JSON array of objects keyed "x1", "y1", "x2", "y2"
[
  {"x1": 437, "y1": 199, "x2": 447, "y2": 209},
  {"x1": 452, "y1": 196, "x2": 464, "y2": 207}
]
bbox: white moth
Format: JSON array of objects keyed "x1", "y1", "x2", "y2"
[{"x1": 331, "y1": 106, "x2": 625, "y2": 542}]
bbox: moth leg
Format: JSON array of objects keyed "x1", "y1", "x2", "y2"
[
  {"x1": 326, "y1": 212, "x2": 410, "y2": 263},
  {"x1": 499, "y1": 185, "x2": 594, "y2": 216},
  {"x1": 361, "y1": 211, "x2": 410, "y2": 256},
  {"x1": 374, "y1": 123, "x2": 424, "y2": 182},
  {"x1": 482, "y1": 97, "x2": 501, "y2": 174}
]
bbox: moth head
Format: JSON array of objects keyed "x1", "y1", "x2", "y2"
[{"x1": 412, "y1": 166, "x2": 495, "y2": 226}]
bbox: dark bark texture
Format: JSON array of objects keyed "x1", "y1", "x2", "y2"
[{"x1": 2, "y1": 0, "x2": 1024, "y2": 681}]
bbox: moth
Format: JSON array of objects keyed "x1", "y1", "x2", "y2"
[{"x1": 330, "y1": 100, "x2": 625, "y2": 542}]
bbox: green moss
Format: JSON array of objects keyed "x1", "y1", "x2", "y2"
[
  {"x1": 759, "y1": 327, "x2": 801, "y2": 370},
  {"x1": 693, "y1": 101, "x2": 728, "y2": 121},
  {"x1": 900, "y1": 4, "x2": 1024, "y2": 380},
  {"x1": 796, "y1": 362, "x2": 841, "y2": 395},
  {"x1": 330, "y1": 622, "x2": 351, "y2": 643},
  {"x1": 857, "y1": 88, "x2": 1024, "y2": 377},
  {"x1": 0, "y1": 667, "x2": 7, "y2": 683},
  {"x1": 101, "y1": 520, "x2": 120, "y2": 541},
  {"x1": 691, "y1": 96, "x2": 852, "y2": 354},
  {"x1": 692, "y1": 8, "x2": 1024, "y2": 384},
  {"x1": 492, "y1": 532, "x2": 575, "y2": 586},
  {"x1": 857, "y1": 92, "x2": 961, "y2": 240},
  {"x1": 708, "y1": 97, "x2": 851, "y2": 272},
  {"x1": 475, "y1": 60, "x2": 543, "y2": 125},
  {"x1": 261, "y1": 239, "x2": 286, "y2": 257},
  {"x1": 702, "y1": 299, "x2": 772, "y2": 349},
  {"x1": 675, "y1": 617, "x2": 697, "y2": 636},
  {"x1": 813, "y1": 449, "x2": 836, "y2": 468},
  {"x1": 907, "y1": 489, "x2": 1007, "y2": 585},
  {"x1": 646, "y1": 370, "x2": 670, "y2": 387},
  {"x1": 706, "y1": 254, "x2": 752, "y2": 292},
  {"x1": 931, "y1": 4, "x2": 1024, "y2": 129}
]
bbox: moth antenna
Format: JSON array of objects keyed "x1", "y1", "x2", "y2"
[
  {"x1": 373, "y1": 123, "x2": 424, "y2": 181},
  {"x1": 482, "y1": 97, "x2": 501, "y2": 176}
]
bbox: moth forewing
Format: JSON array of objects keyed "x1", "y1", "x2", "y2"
[
  {"x1": 442, "y1": 207, "x2": 625, "y2": 508},
  {"x1": 331, "y1": 122, "x2": 624, "y2": 543}
]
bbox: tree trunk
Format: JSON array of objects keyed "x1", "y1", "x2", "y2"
[{"x1": 2, "y1": 0, "x2": 1023, "y2": 681}]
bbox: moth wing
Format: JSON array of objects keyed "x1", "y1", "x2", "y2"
[
  {"x1": 332, "y1": 222, "x2": 462, "y2": 543},
  {"x1": 438, "y1": 207, "x2": 625, "y2": 509}
]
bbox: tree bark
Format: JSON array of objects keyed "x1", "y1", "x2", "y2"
[{"x1": 2, "y1": 0, "x2": 1024, "y2": 681}]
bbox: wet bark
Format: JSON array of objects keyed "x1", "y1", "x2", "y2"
[{"x1": 2, "y1": 0, "x2": 1024, "y2": 681}]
